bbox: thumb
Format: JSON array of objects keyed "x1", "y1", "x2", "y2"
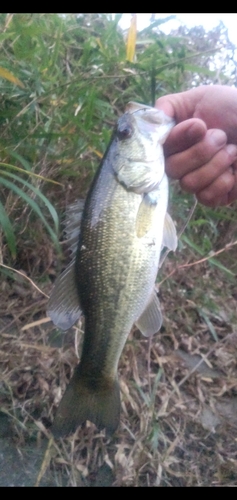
[
  {"x1": 155, "y1": 94, "x2": 177, "y2": 119},
  {"x1": 156, "y1": 88, "x2": 205, "y2": 123}
]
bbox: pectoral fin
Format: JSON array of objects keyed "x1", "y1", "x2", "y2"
[
  {"x1": 135, "y1": 291, "x2": 163, "y2": 337},
  {"x1": 135, "y1": 192, "x2": 158, "y2": 238},
  {"x1": 162, "y1": 212, "x2": 177, "y2": 251},
  {"x1": 47, "y1": 258, "x2": 82, "y2": 331}
]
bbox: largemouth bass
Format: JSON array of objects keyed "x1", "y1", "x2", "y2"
[{"x1": 47, "y1": 102, "x2": 177, "y2": 436}]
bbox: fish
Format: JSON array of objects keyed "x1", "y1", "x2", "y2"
[{"x1": 47, "y1": 102, "x2": 177, "y2": 436}]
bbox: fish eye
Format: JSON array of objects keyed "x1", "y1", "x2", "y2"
[{"x1": 117, "y1": 123, "x2": 133, "y2": 140}]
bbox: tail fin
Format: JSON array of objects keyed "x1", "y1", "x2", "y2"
[{"x1": 52, "y1": 366, "x2": 120, "y2": 437}]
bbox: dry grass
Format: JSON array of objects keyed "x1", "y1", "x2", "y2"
[{"x1": 0, "y1": 219, "x2": 237, "y2": 486}]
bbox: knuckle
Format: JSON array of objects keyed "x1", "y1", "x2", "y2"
[
  {"x1": 180, "y1": 173, "x2": 197, "y2": 193},
  {"x1": 197, "y1": 191, "x2": 214, "y2": 206}
]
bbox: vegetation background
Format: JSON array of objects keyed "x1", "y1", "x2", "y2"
[{"x1": 0, "y1": 13, "x2": 237, "y2": 486}]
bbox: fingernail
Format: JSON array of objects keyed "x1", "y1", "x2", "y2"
[
  {"x1": 209, "y1": 129, "x2": 226, "y2": 147},
  {"x1": 226, "y1": 144, "x2": 237, "y2": 157}
]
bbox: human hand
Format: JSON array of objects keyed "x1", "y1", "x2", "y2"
[{"x1": 156, "y1": 85, "x2": 237, "y2": 206}]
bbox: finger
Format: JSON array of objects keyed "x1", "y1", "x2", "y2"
[
  {"x1": 156, "y1": 87, "x2": 207, "y2": 122},
  {"x1": 157, "y1": 86, "x2": 237, "y2": 144},
  {"x1": 196, "y1": 169, "x2": 236, "y2": 207},
  {"x1": 164, "y1": 118, "x2": 207, "y2": 157},
  {"x1": 227, "y1": 160, "x2": 237, "y2": 204},
  {"x1": 165, "y1": 128, "x2": 227, "y2": 179},
  {"x1": 180, "y1": 144, "x2": 237, "y2": 193}
]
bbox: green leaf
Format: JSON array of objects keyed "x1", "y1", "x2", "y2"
[
  {"x1": 0, "y1": 162, "x2": 62, "y2": 186},
  {"x1": 184, "y1": 64, "x2": 216, "y2": 76},
  {"x1": 181, "y1": 234, "x2": 234, "y2": 277},
  {"x1": 0, "y1": 175, "x2": 59, "y2": 250},
  {"x1": 0, "y1": 170, "x2": 59, "y2": 233},
  {"x1": 7, "y1": 151, "x2": 32, "y2": 171},
  {"x1": 181, "y1": 234, "x2": 205, "y2": 254},
  {"x1": 0, "y1": 199, "x2": 16, "y2": 258},
  {"x1": 198, "y1": 309, "x2": 219, "y2": 342},
  {"x1": 208, "y1": 257, "x2": 234, "y2": 277},
  {"x1": 49, "y1": 26, "x2": 62, "y2": 69},
  {"x1": 139, "y1": 16, "x2": 176, "y2": 35},
  {"x1": 113, "y1": 14, "x2": 123, "y2": 26}
]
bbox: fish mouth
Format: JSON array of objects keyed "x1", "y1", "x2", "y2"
[
  {"x1": 125, "y1": 101, "x2": 175, "y2": 143},
  {"x1": 126, "y1": 101, "x2": 174, "y2": 125},
  {"x1": 126, "y1": 101, "x2": 154, "y2": 113}
]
